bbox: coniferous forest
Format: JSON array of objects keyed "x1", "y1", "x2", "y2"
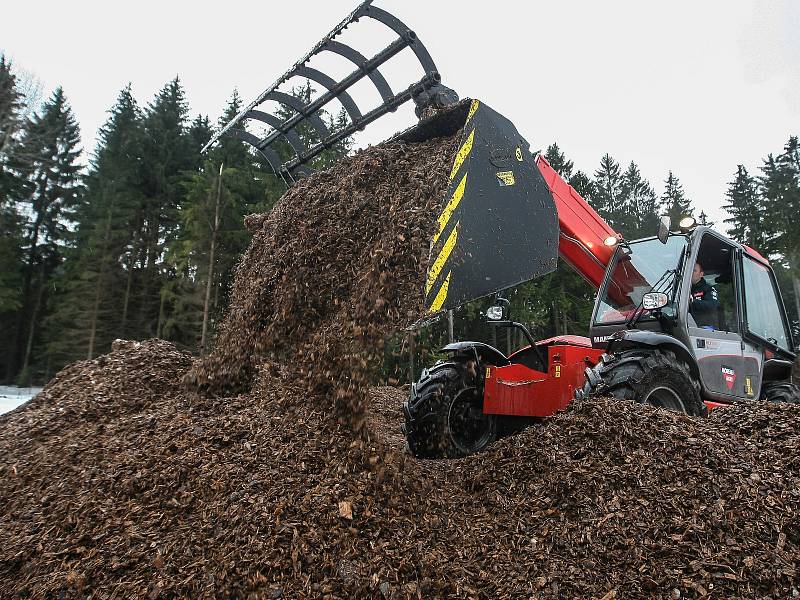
[{"x1": 1, "y1": 55, "x2": 798, "y2": 385}]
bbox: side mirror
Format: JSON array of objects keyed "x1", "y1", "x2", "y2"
[
  {"x1": 487, "y1": 305, "x2": 506, "y2": 320},
  {"x1": 657, "y1": 216, "x2": 670, "y2": 244},
  {"x1": 486, "y1": 297, "x2": 510, "y2": 322},
  {"x1": 642, "y1": 292, "x2": 669, "y2": 310}
]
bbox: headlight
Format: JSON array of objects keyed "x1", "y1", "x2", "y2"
[{"x1": 642, "y1": 292, "x2": 669, "y2": 310}]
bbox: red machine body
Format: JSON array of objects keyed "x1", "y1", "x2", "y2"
[
  {"x1": 473, "y1": 159, "x2": 615, "y2": 420},
  {"x1": 484, "y1": 337, "x2": 604, "y2": 417},
  {"x1": 535, "y1": 156, "x2": 619, "y2": 290}
]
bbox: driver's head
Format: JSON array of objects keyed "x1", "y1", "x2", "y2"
[{"x1": 692, "y1": 262, "x2": 705, "y2": 285}]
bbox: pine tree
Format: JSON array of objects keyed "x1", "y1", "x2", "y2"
[
  {"x1": 544, "y1": 143, "x2": 574, "y2": 180},
  {"x1": 188, "y1": 114, "x2": 212, "y2": 169},
  {"x1": 542, "y1": 142, "x2": 593, "y2": 213},
  {"x1": 723, "y1": 165, "x2": 769, "y2": 252},
  {"x1": 44, "y1": 85, "x2": 146, "y2": 366},
  {"x1": 6, "y1": 87, "x2": 82, "y2": 383},
  {"x1": 209, "y1": 89, "x2": 251, "y2": 169},
  {"x1": 134, "y1": 77, "x2": 193, "y2": 340},
  {"x1": 591, "y1": 154, "x2": 625, "y2": 228},
  {"x1": 620, "y1": 161, "x2": 658, "y2": 239},
  {"x1": 771, "y1": 137, "x2": 800, "y2": 259},
  {"x1": 165, "y1": 91, "x2": 275, "y2": 351},
  {"x1": 0, "y1": 55, "x2": 26, "y2": 303},
  {"x1": 263, "y1": 81, "x2": 353, "y2": 175},
  {"x1": 659, "y1": 171, "x2": 693, "y2": 225},
  {"x1": 0, "y1": 57, "x2": 28, "y2": 376},
  {"x1": 761, "y1": 138, "x2": 800, "y2": 324},
  {"x1": 697, "y1": 211, "x2": 713, "y2": 227},
  {"x1": 0, "y1": 55, "x2": 27, "y2": 205},
  {"x1": 569, "y1": 171, "x2": 594, "y2": 200}
]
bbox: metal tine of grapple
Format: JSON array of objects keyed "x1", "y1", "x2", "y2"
[
  {"x1": 202, "y1": 1, "x2": 457, "y2": 185},
  {"x1": 203, "y1": 0, "x2": 375, "y2": 154}
]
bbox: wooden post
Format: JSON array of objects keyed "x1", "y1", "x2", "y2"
[
  {"x1": 201, "y1": 163, "x2": 224, "y2": 354},
  {"x1": 408, "y1": 329, "x2": 415, "y2": 383},
  {"x1": 447, "y1": 309, "x2": 454, "y2": 344}
]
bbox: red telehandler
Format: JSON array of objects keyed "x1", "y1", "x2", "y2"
[{"x1": 204, "y1": 1, "x2": 799, "y2": 458}]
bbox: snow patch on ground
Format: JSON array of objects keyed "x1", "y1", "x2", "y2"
[{"x1": 0, "y1": 386, "x2": 42, "y2": 415}]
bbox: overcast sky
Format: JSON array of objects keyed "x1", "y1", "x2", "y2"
[{"x1": 2, "y1": 1, "x2": 798, "y2": 231}]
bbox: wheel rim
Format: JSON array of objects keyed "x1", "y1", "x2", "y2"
[
  {"x1": 644, "y1": 385, "x2": 687, "y2": 413},
  {"x1": 447, "y1": 387, "x2": 494, "y2": 453}
]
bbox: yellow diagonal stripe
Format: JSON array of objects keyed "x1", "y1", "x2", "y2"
[
  {"x1": 426, "y1": 222, "x2": 459, "y2": 295},
  {"x1": 432, "y1": 173, "x2": 467, "y2": 246},
  {"x1": 449, "y1": 129, "x2": 474, "y2": 181},
  {"x1": 466, "y1": 99, "x2": 480, "y2": 122},
  {"x1": 428, "y1": 271, "x2": 452, "y2": 313}
]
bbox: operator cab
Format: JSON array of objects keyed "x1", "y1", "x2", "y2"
[{"x1": 589, "y1": 222, "x2": 795, "y2": 404}]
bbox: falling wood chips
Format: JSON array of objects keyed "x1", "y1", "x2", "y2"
[{"x1": 1, "y1": 136, "x2": 800, "y2": 599}]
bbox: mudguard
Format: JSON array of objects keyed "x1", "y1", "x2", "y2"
[
  {"x1": 607, "y1": 330, "x2": 699, "y2": 379},
  {"x1": 440, "y1": 341, "x2": 509, "y2": 367}
]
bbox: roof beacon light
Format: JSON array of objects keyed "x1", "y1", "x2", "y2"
[
  {"x1": 603, "y1": 235, "x2": 620, "y2": 247},
  {"x1": 678, "y1": 216, "x2": 697, "y2": 232}
]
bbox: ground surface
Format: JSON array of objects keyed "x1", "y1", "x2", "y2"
[
  {"x1": 0, "y1": 386, "x2": 42, "y2": 415},
  {"x1": 2, "y1": 129, "x2": 799, "y2": 599},
  {"x1": 1, "y1": 340, "x2": 798, "y2": 599}
]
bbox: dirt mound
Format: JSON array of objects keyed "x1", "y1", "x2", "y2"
[
  {"x1": 0, "y1": 339, "x2": 192, "y2": 439},
  {"x1": 186, "y1": 134, "x2": 459, "y2": 435},
  {"x1": 2, "y1": 131, "x2": 799, "y2": 598},
  {"x1": 2, "y1": 368, "x2": 799, "y2": 598}
]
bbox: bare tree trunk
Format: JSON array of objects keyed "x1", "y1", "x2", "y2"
[
  {"x1": 120, "y1": 259, "x2": 134, "y2": 336},
  {"x1": 87, "y1": 194, "x2": 115, "y2": 359},
  {"x1": 7, "y1": 181, "x2": 47, "y2": 381},
  {"x1": 446, "y1": 309, "x2": 454, "y2": 344},
  {"x1": 120, "y1": 235, "x2": 140, "y2": 337},
  {"x1": 551, "y1": 300, "x2": 559, "y2": 336},
  {"x1": 137, "y1": 222, "x2": 158, "y2": 337},
  {"x1": 201, "y1": 164, "x2": 223, "y2": 354},
  {"x1": 156, "y1": 288, "x2": 167, "y2": 339},
  {"x1": 21, "y1": 263, "x2": 47, "y2": 380},
  {"x1": 408, "y1": 330, "x2": 415, "y2": 384},
  {"x1": 87, "y1": 277, "x2": 103, "y2": 359}
]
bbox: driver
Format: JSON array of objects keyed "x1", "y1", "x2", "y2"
[{"x1": 689, "y1": 261, "x2": 719, "y2": 328}]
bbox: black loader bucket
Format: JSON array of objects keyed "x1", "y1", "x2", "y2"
[
  {"x1": 399, "y1": 99, "x2": 559, "y2": 314},
  {"x1": 204, "y1": 0, "x2": 559, "y2": 315}
]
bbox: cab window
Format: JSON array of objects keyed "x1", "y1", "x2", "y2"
[
  {"x1": 741, "y1": 255, "x2": 791, "y2": 352},
  {"x1": 690, "y1": 234, "x2": 737, "y2": 334}
]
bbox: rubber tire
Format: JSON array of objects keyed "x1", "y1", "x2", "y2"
[
  {"x1": 403, "y1": 362, "x2": 497, "y2": 458},
  {"x1": 577, "y1": 349, "x2": 707, "y2": 417},
  {"x1": 760, "y1": 382, "x2": 800, "y2": 404}
]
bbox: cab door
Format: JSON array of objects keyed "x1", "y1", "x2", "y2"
[
  {"x1": 739, "y1": 251, "x2": 796, "y2": 395},
  {"x1": 687, "y1": 237, "x2": 757, "y2": 401}
]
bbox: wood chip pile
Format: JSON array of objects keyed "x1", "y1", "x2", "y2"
[
  {"x1": 185, "y1": 133, "x2": 459, "y2": 437},
  {"x1": 1, "y1": 134, "x2": 799, "y2": 599}
]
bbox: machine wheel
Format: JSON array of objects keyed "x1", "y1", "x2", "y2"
[
  {"x1": 760, "y1": 382, "x2": 800, "y2": 404},
  {"x1": 403, "y1": 362, "x2": 497, "y2": 458},
  {"x1": 577, "y1": 349, "x2": 707, "y2": 416}
]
